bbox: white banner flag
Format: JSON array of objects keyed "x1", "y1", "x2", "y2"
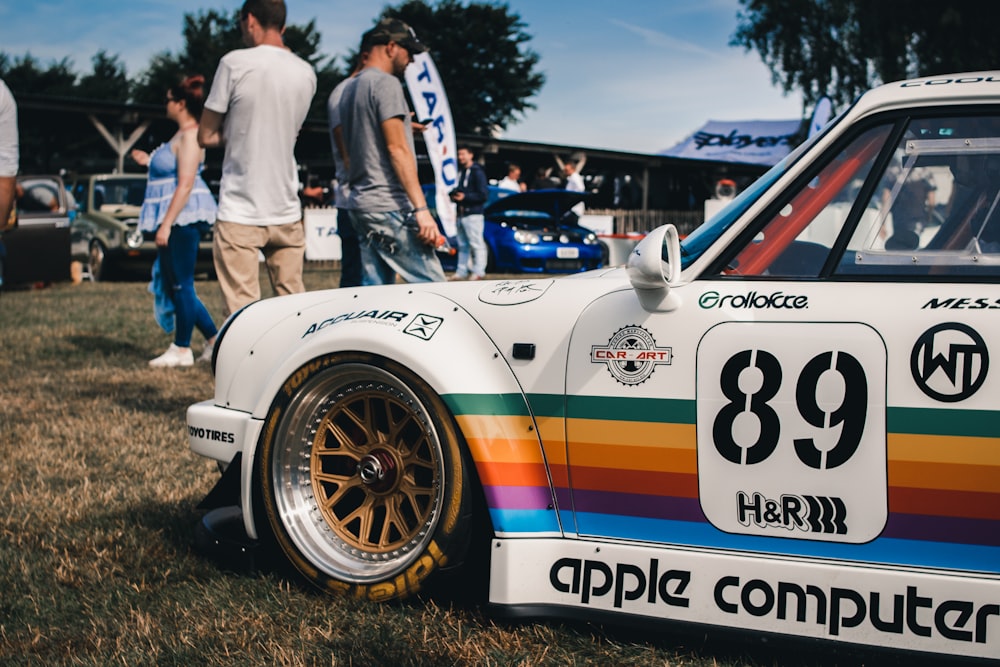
[
  {"x1": 809, "y1": 97, "x2": 832, "y2": 138},
  {"x1": 660, "y1": 119, "x2": 801, "y2": 166},
  {"x1": 405, "y1": 53, "x2": 458, "y2": 236}
]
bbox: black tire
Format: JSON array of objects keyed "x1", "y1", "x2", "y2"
[
  {"x1": 88, "y1": 240, "x2": 107, "y2": 282},
  {"x1": 255, "y1": 352, "x2": 472, "y2": 601}
]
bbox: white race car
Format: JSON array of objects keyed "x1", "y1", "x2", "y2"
[{"x1": 189, "y1": 72, "x2": 1000, "y2": 660}]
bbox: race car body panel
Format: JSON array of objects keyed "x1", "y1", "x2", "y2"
[{"x1": 189, "y1": 72, "x2": 1000, "y2": 659}]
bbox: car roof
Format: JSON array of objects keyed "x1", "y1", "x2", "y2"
[{"x1": 851, "y1": 71, "x2": 1000, "y2": 119}]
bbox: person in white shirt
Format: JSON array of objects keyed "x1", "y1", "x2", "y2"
[
  {"x1": 0, "y1": 79, "x2": 17, "y2": 232},
  {"x1": 0, "y1": 78, "x2": 18, "y2": 287},
  {"x1": 562, "y1": 159, "x2": 586, "y2": 216},
  {"x1": 199, "y1": 0, "x2": 317, "y2": 316},
  {"x1": 497, "y1": 162, "x2": 525, "y2": 192}
]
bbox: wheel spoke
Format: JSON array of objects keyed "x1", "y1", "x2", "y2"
[
  {"x1": 323, "y1": 409, "x2": 370, "y2": 456},
  {"x1": 339, "y1": 493, "x2": 378, "y2": 544},
  {"x1": 314, "y1": 475, "x2": 356, "y2": 511},
  {"x1": 381, "y1": 496, "x2": 402, "y2": 547},
  {"x1": 362, "y1": 395, "x2": 390, "y2": 444},
  {"x1": 385, "y1": 404, "x2": 411, "y2": 444},
  {"x1": 312, "y1": 470, "x2": 354, "y2": 485},
  {"x1": 400, "y1": 440, "x2": 435, "y2": 469}
]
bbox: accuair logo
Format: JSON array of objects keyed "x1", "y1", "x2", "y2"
[
  {"x1": 591, "y1": 325, "x2": 672, "y2": 386},
  {"x1": 910, "y1": 322, "x2": 989, "y2": 402},
  {"x1": 404, "y1": 313, "x2": 444, "y2": 341},
  {"x1": 301, "y1": 310, "x2": 408, "y2": 338}
]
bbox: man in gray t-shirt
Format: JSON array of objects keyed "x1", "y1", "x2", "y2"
[{"x1": 340, "y1": 18, "x2": 444, "y2": 285}]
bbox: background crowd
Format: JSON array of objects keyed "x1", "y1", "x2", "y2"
[{"x1": 0, "y1": 0, "x2": 588, "y2": 367}]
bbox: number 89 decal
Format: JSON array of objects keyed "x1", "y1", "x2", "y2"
[{"x1": 697, "y1": 322, "x2": 887, "y2": 544}]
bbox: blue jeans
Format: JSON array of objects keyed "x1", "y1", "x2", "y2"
[
  {"x1": 348, "y1": 210, "x2": 445, "y2": 285},
  {"x1": 159, "y1": 222, "x2": 217, "y2": 347},
  {"x1": 337, "y1": 207, "x2": 362, "y2": 288},
  {"x1": 455, "y1": 213, "x2": 487, "y2": 278}
]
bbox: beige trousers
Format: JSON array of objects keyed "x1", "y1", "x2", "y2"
[{"x1": 213, "y1": 219, "x2": 306, "y2": 317}]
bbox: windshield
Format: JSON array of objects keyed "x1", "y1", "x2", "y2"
[
  {"x1": 94, "y1": 178, "x2": 146, "y2": 208},
  {"x1": 679, "y1": 104, "x2": 852, "y2": 269}
]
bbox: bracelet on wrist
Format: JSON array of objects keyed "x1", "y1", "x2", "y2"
[{"x1": 412, "y1": 206, "x2": 429, "y2": 213}]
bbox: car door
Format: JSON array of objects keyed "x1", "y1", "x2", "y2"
[
  {"x1": 563, "y1": 110, "x2": 1000, "y2": 578},
  {"x1": 4, "y1": 175, "x2": 71, "y2": 284}
]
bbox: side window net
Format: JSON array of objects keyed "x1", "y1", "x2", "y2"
[{"x1": 839, "y1": 117, "x2": 1000, "y2": 278}]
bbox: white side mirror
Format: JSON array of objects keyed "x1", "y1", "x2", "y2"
[{"x1": 627, "y1": 224, "x2": 682, "y2": 311}]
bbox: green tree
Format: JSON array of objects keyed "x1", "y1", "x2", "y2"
[
  {"x1": 0, "y1": 54, "x2": 77, "y2": 97},
  {"x1": 378, "y1": 0, "x2": 545, "y2": 136},
  {"x1": 133, "y1": 8, "x2": 342, "y2": 121},
  {"x1": 77, "y1": 51, "x2": 130, "y2": 102},
  {"x1": 731, "y1": 0, "x2": 1000, "y2": 109}
]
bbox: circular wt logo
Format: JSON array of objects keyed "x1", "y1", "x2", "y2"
[{"x1": 910, "y1": 322, "x2": 989, "y2": 402}]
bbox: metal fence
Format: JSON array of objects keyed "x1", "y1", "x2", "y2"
[{"x1": 587, "y1": 209, "x2": 704, "y2": 236}]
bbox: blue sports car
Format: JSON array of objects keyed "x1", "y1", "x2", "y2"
[{"x1": 427, "y1": 185, "x2": 604, "y2": 273}]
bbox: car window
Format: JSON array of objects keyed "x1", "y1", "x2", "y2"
[
  {"x1": 837, "y1": 114, "x2": 1000, "y2": 279},
  {"x1": 16, "y1": 177, "x2": 65, "y2": 216},
  {"x1": 707, "y1": 113, "x2": 1000, "y2": 280},
  {"x1": 680, "y1": 104, "x2": 854, "y2": 270},
  {"x1": 713, "y1": 124, "x2": 893, "y2": 278},
  {"x1": 97, "y1": 179, "x2": 146, "y2": 208}
]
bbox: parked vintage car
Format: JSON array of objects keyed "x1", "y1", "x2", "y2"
[
  {"x1": 2, "y1": 174, "x2": 72, "y2": 286},
  {"x1": 427, "y1": 185, "x2": 604, "y2": 273},
  {"x1": 188, "y1": 72, "x2": 1000, "y2": 660},
  {"x1": 69, "y1": 173, "x2": 214, "y2": 280}
]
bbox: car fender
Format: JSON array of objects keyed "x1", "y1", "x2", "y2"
[{"x1": 216, "y1": 287, "x2": 558, "y2": 539}]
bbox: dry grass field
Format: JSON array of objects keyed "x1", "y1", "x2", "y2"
[{"x1": 0, "y1": 269, "x2": 926, "y2": 666}]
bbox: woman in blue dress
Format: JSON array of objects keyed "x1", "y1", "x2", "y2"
[{"x1": 132, "y1": 75, "x2": 219, "y2": 367}]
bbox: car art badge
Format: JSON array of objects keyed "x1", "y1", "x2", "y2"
[{"x1": 591, "y1": 325, "x2": 672, "y2": 385}]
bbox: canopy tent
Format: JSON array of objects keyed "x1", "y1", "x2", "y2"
[{"x1": 660, "y1": 119, "x2": 803, "y2": 166}]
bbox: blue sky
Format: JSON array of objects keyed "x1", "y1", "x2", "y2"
[{"x1": 0, "y1": 0, "x2": 804, "y2": 154}]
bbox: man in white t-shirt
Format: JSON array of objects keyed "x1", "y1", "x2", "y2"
[
  {"x1": 0, "y1": 79, "x2": 17, "y2": 229},
  {"x1": 497, "y1": 162, "x2": 524, "y2": 192},
  {"x1": 199, "y1": 0, "x2": 316, "y2": 316},
  {"x1": 0, "y1": 78, "x2": 18, "y2": 287},
  {"x1": 562, "y1": 159, "x2": 586, "y2": 217}
]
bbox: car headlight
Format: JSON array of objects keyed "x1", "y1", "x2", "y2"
[
  {"x1": 125, "y1": 228, "x2": 144, "y2": 249},
  {"x1": 583, "y1": 233, "x2": 598, "y2": 245},
  {"x1": 513, "y1": 229, "x2": 541, "y2": 244}
]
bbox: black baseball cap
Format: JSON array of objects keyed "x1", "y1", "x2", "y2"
[{"x1": 361, "y1": 18, "x2": 427, "y2": 54}]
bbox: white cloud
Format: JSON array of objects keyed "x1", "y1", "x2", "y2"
[{"x1": 609, "y1": 19, "x2": 720, "y2": 60}]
